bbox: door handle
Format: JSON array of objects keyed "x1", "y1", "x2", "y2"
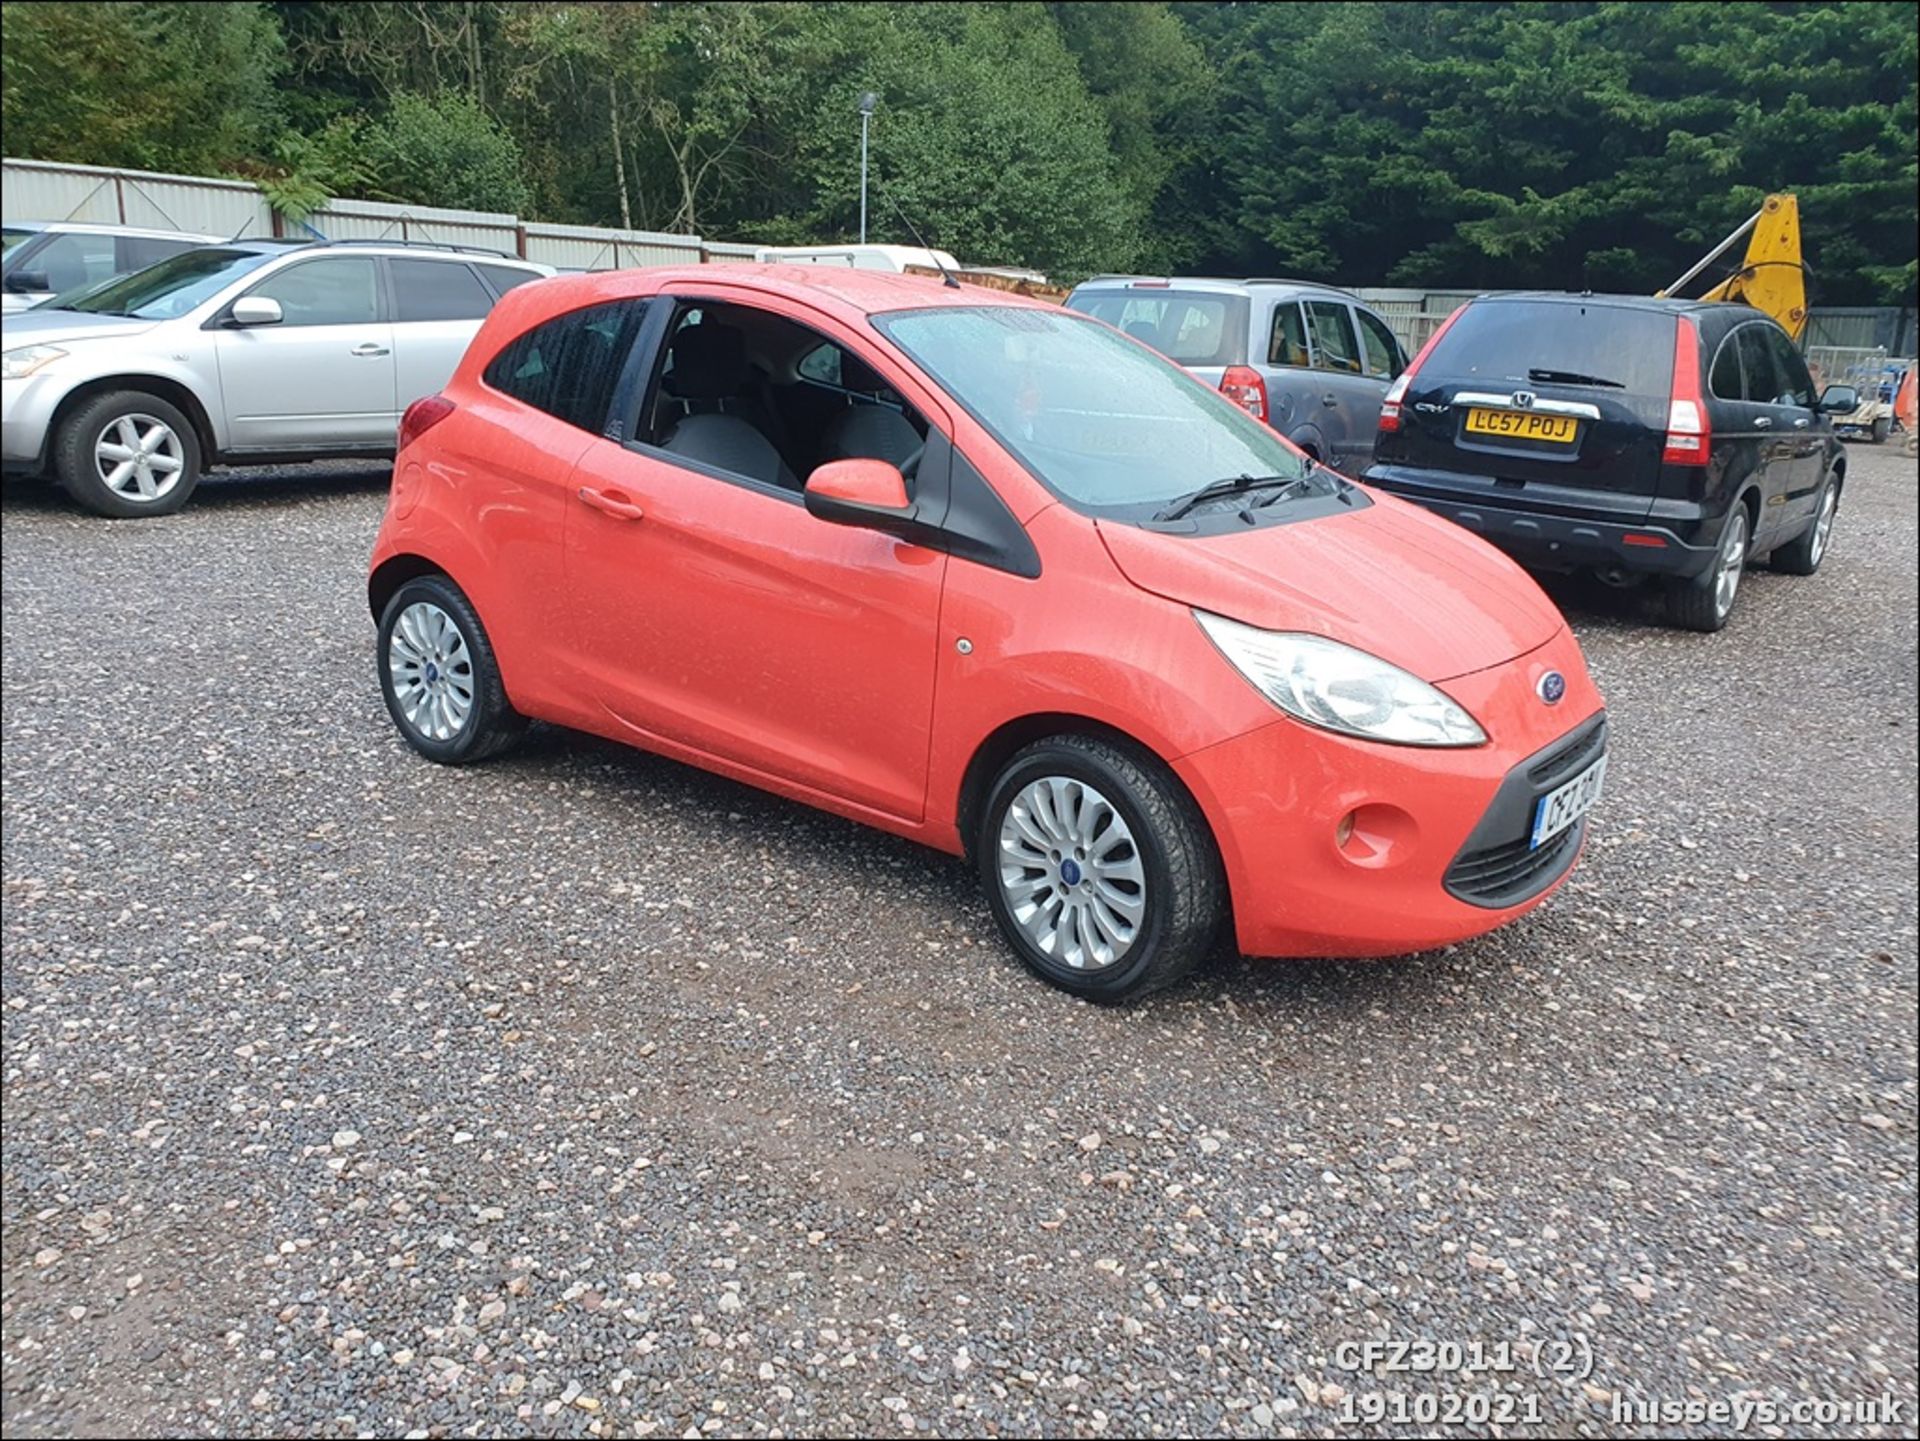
[
  {"x1": 1792, "y1": 417, "x2": 1810, "y2": 429},
  {"x1": 351, "y1": 343, "x2": 390, "y2": 357},
  {"x1": 1753, "y1": 416, "x2": 1772, "y2": 429},
  {"x1": 1322, "y1": 392, "x2": 1338, "y2": 407},
  {"x1": 577, "y1": 486, "x2": 643, "y2": 521}
]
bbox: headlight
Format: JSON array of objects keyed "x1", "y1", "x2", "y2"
[
  {"x1": 2, "y1": 345, "x2": 67, "y2": 380},
  {"x1": 1195, "y1": 610, "x2": 1486, "y2": 747}
]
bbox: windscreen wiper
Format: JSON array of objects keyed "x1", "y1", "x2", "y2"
[
  {"x1": 1153, "y1": 472, "x2": 1306, "y2": 522},
  {"x1": 1528, "y1": 368, "x2": 1624, "y2": 389}
]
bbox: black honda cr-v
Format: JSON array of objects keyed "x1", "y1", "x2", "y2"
[{"x1": 1364, "y1": 294, "x2": 1855, "y2": 631}]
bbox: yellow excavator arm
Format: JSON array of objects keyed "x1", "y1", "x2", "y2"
[{"x1": 1657, "y1": 193, "x2": 1808, "y2": 342}]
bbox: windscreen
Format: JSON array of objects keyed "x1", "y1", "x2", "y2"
[
  {"x1": 1422, "y1": 299, "x2": 1678, "y2": 397},
  {"x1": 2, "y1": 228, "x2": 35, "y2": 259},
  {"x1": 50, "y1": 247, "x2": 277, "y2": 320},
  {"x1": 875, "y1": 305, "x2": 1308, "y2": 515},
  {"x1": 1064, "y1": 289, "x2": 1249, "y2": 367}
]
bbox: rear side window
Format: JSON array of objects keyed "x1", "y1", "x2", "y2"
[
  {"x1": 483, "y1": 298, "x2": 649, "y2": 434},
  {"x1": 1420, "y1": 301, "x2": 1678, "y2": 398},
  {"x1": 1305, "y1": 301, "x2": 1361, "y2": 373},
  {"x1": 391, "y1": 258, "x2": 494, "y2": 322},
  {"x1": 1269, "y1": 303, "x2": 1310, "y2": 367},
  {"x1": 1065, "y1": 289, "x2": 1249, "y2": 367},
  {"x1": 479, "y1": 263, "x2": 543, "y2": 298},
  {"x1": 1354, "y1": 308, "x2": 1403, "y2": 379},
  {"x1": 1709, "y1": 333, "x2": 1745, "y2": 400},
  {"x1": 1736, "y1": 326, "x2": 1782, "y2": 405}
]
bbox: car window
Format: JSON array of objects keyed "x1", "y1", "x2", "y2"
[
  {"x1": 1268, "y1": 303, "x2": 1310, "y2": 368},
  {"x1": 797, "y1": 343, "x2": 841, "y2": 386},
  {"x1": 249, "y1": 257, "x2": 381, "y2": 327},
  {"x1": 876, "y1": 305, "x2": 1312, "y2": 517},
  {"x1": 478, "y1": 263, "x2": 543, "y2": 298},
  {"x1": 1, "y1": 227, "x2": 34, "y2": 257},
  {"x1": 391, "y1": 258, "x2": 494, "y2": 322},
  {"x1": 483, "y1": 298, "x2": 650, "y2": 434},
  {"x1": 54, "y1": 246, "x2": 279, "y2": 318},
  {"x1": 1764, "y1": 328, "x2": 1814, "y2": 408},
  {"x1": 119, "y1": 235, "x2": 202, "y2": 271},
  {"x1": 1709, "y1": 332, "x2": 1745, "y2": 400},
  {"x1": 1354, "y1": 308, "x2": 1403, "y2": 379},
  {"x1": 1305, "y1": 301, "x2": 1362, "y2": 373},
  {"x1": 29, "y1": 232, "x2": 117, "y2": 292},
  {"x1": 1736, "y1": 325, "x2": 1783, "y2": 405},
  {"x1": 1064, "y1": 289, "x2": 1249, "y2": 367},
  {"x1": 1420, "y1": 300, "x2": 1678, "y2": 398}
]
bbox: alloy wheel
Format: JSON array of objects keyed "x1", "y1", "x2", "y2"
[
  {"x1": 997, "y1": 776, "x2": 1146, "y2": 970},
  {"x1": 387, "y1": 602, "x2": 475, "y2": 741},
  {"x1": 94, "y1": 414, "x2": 185, "y2": 502},
  {"x1": 1715, "y1": 509, "x2": 1748, "y2": 618}
]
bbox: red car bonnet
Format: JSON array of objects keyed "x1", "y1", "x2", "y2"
[{"x1": 1094, "y1": 493, "x2": 1565, "y2": 684}]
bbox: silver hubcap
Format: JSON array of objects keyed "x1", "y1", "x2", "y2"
[
  {"x1": 388, "y1": 602, "x2": 475, "y2": 741},
  {"x1": 1715, "y1": 510, "x2": 1747, "y2": 617},
  {"x1": 997, "y1": 777, "x2": 1146, "y2": 971},
  {"x1": 1811, "y1": 487, "x2": 1836, "y2": 564},
  {"x1": 94, "y1": 414, "x2": 185, "y2": 501}
]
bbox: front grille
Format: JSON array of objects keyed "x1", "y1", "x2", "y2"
[
  {"x1": 1444, "y1": 714, "x2": 1606, "y2": 909},
  {"x1": 1446, "y1": 822, "x2": 1585, "y2": 905}
]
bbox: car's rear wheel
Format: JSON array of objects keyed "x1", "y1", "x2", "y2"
[
  {"x1": 1666, "y1": 503, "x2": 1749, "y2": 633},
  {"x1": 1771, "y1": 472, "x2": 1839, "y2": 576},
  {"x1": 977, "y1": 735, "x2": 1224, "y2": 1002},
  {"x1": 1870, "y1": 416, "x2": 1890, "y2": 444},
  {"x1": 55, "y1": 390, "x2": 202, "y2": 518},
  {"x1": 377, "y1": 575, "x2": 527, "y2": 764}
]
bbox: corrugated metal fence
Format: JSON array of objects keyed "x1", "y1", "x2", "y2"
[{"x1": 3, "y1": 157, "x2": 721, "y2": 268}]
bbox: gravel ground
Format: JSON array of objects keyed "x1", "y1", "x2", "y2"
[{"x1": 3, "y1": 449, "x2": 1915, "y2": 1439}]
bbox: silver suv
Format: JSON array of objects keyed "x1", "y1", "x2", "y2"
[
  {"x1": 3, "y1": 221, "x2": 225, "y2": 313},
  {"x1": 1064, "y1": 277, "x2": 1409, "y2": 473},
  {"x1": 1, "y1": 238, "x2": 551, "y2": 516}
]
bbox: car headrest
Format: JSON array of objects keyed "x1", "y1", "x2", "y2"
[{"x1": 667, "y1": 323, "x2": 749, "y2": 399}]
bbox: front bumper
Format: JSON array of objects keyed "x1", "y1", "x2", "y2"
[
  {"x1": 1365, "y1": 464, "x2": 1718, "y2": 577},
  {"x1": 1, "y1": 373, "x2": 61, "y2": 471},
  {"x1": 1175, "y1": 625, "x2": 1605, "y2": 958}
]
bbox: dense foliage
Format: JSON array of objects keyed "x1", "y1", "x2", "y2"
[{"x1": 2, "y1": 1, "x2": 1913, "y2": 300}]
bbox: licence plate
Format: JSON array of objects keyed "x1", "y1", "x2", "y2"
[
  {"x1": 1530, "y1": 755, "x2": 1607, "y2": 849},
  {"x1": 1465, "y1": 408, "x2": 1578, "y2": 444}
]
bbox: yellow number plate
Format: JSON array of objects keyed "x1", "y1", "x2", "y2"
[{"x1": 1465, "y1": 408, "x2": 1577, "y2": 444}]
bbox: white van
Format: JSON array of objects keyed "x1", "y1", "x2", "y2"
[{"x1": 752, "y1": 244, "x2": 962, "y2": 274}]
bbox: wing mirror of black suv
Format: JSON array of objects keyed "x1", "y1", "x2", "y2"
[{"x1": 1818, "y1": 385, "x2": 1860, "y2": 415}]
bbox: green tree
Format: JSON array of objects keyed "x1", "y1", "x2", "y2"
[
  {"x1": 2, "y1": 2, "x2": 287, "y2": 173},
  {"x1": 350, "y1": 90, "x2": 532, "y2": 213}
]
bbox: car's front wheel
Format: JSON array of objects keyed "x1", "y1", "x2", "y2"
[
  {"x1": 977, "y1": 735, "x2": 1225, "y2": 1002},
  {"x1": 377, "y1": 575, "x2": 527, "y2": 765},
  {"x1": 1771, "y1": 471, "x2": 1839, "y2": 576},
  {"x1": 54, "y1": 389, "x2": 202, "y2": 518}
]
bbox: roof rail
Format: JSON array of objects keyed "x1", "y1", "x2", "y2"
[{"x1": 317, "y1": 236, "x2": 518, "y2": 260}]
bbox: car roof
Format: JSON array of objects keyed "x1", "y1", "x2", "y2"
[
  {"x1": 507, "y1": 263, "x2": 1052, "y2": 320},
  {"x1": 1073, "y1": 275, "x2": 1359, "y2": 299},
  {"x1": 216, "y1": 238, "x2": 548, "y2": 269},
  {"x1": 1471, "y1": 291, "x2": 1734, "y2": 315},
  {"x1": 6, "y1": 220, "x2": 226, "y2": 241}
]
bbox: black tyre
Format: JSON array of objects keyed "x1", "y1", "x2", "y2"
[
  {"x1": 977, "y1": 734, "x2": 1225, "y2": 1002},
  {"x1": 1771, "y1": 472, "x2": 1839, "y2": 577},
  {"x1": 1666, "y1": 503, "x2": 1749, "y2": 633},
  {"x1": 55, "y1": 389, "x2": 203, "y2": 518},
  {"x1": 376, "y1": 575, "x2": 527, "y2": 765},
  {"x1": 1870, "y1": 415, "x2": 1890, "y2": 444}
]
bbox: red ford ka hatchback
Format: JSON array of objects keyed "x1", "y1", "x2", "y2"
[{"x1": 368, "y1": 266, "x2": 1607, "y2": 1000}]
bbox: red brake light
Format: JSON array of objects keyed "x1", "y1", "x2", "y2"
[
  {"x1": 398, "y1": 394, "x2": 455, "y2": 453},
  {"x1": 1662, "y1": 318, "x2": 1710, "y2": 467},
  {"x1": 1378, "y1": 304, "x2": 1465, "y2": 433},
  {"x1": 1220, "y1": 365, "x2": 1269, "y2": 424}
]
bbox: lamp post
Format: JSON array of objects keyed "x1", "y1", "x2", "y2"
[{"x1": 858, "y1": 92, "x2": 877, "y2": 244}]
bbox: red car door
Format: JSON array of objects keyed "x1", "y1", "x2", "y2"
[{"x1": 562, "y1": 291, "x2": 950, "y2": 823}]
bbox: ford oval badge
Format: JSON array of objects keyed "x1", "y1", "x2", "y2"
[{"x1": 1537, "y1": 670, "x2": 1567, "y2": 704}]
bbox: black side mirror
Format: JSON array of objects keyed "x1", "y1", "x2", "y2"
[
  {"x1": 4, "y1": 269, "x2": 51, "y2": 294},
  {"x1": 1818, "y1": 385, "x2": 1860, "y2": 415}
]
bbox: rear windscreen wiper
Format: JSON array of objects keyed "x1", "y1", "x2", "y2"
[
  {"x1": 1528, "y1": 368, "x2": 1624, "y2": 389},
  {"x1": 1153, "y1": 472, "x2": 1305, "y2": 522}
]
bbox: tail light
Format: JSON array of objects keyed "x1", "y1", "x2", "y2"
[
  {"x1": 1661, "y1": 318, "x2": 1710, "y2": 466},
  {"x1": 1378, "y1": 305, "x2": 1465, "y2": 434},
  {"x1": 1220, "y1": 365, "x2": 1269, "y2": 424},
  {"x1": 398, "y1": 394, "x2": 455, "y2": 453}
]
